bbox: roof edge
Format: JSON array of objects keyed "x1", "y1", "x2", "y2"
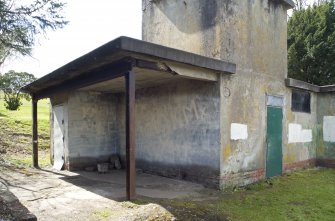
[
  {"x1": 285, "y1": 78, "x2": 320, "y2": 92},
  {"x1": 274, "y1": 0, "x2": 295, "y2": 9},
  {"x1": 22, "y1": 36, "x2": 236, "y2": 94},
  {"x1": 118, "y1": 37, "x2": 236, "y2": 74},
  {"x1": 21, "y1": 38, "x2": 124, "y2": 93},
  {"x1": 285, "y1": 78, "x2": 335, "y2": 93}
]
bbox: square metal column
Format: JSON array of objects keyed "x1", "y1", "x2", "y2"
[
  {"x1": 125, "y1": 71, "x2": 136, "y2": 200},
  {"x1": 32, "y1": 96, "x2": 39, "y2": 168}
]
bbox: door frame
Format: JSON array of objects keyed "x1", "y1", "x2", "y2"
[{"x1": 265, "y1": 94, "x2": 284, "y2": 178}]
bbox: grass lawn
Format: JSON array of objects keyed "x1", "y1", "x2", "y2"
[
  {"x1": 0, "y1": 97, "x2": 51, "y2": 167},
  {"x1": 136, "y1": 168, "x2": 335, "y2": 221}
]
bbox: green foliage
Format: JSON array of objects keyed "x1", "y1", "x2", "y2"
[
  {"x1": 4, "y1": 95, "x2": 21, "y2": 110},
  {"x1": 0, "y1": 70, "x2": 36, "y2": 110},
  {"x1": 0, "y1": 0, "x2": 68, "y2": 65},
  {"x1": 288, "y1": 1, "x2": 335, "y2": 85}
]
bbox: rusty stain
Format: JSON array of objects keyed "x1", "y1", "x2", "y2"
[{"x1": 223, "y1": 144, "x2": 232, "y2": 159}]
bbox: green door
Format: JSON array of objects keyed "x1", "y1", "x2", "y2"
[{"x1": 266, "y1": 106, "x2": 283, "y2": 178}]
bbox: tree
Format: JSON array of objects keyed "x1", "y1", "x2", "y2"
[
  {"x1": 0, "y1": 0, "x2": 67, "y2": 67},
  {"x1": 315, "y1": 0, "x2": 330, "y2": 6},
  {"x1": 0, "y1": 70, "x2": 36, "y2": 110},
  {"x1": 292, "y1": 0, "x2": 330, "y2": 11},
  {"x1": 288, "y1": 1, "x2": 335, "y2": 85},
  {"x1": 293, "y1": 0, "x2": 308, "y2": 10}
]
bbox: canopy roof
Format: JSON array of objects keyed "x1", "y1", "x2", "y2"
[{"x1": 22, "y1": 37, "x2": 236, "y2": 99}]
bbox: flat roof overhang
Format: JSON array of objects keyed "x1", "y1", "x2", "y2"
[
  {"x1": 285, "y1": 78, "x2": 335, "y2": 93},
  {"x1": 22, "y1": 36, "x2": 236, "y2": 99},
  {"x1": 279, "y1": 0, "x2": 295, "y2": 8}
]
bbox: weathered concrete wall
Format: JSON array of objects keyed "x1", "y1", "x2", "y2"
[
  {"x1": 220, "y1": 77, "x2": 283, "y2": 187},
  {"x1": 50, "y1": 81, "x2": 221, "y2": 186},
  {"x1": 143, "y1": 0, "x2": 318, "y2": 188},
  {"x1": 143, "y1": 0, "x2": 288, "y2": 75},
  {"x1": 65, "y1": 91, "x2": 118, "y2": 170},
  {"x1": 316, "y1": 93, "x2": 335, "y2": 167},
  {"x1": 142, "y1": 0, "x2": 286, "y2": 187},
  {"x1": 283, "y1": 90, "x2": 317, "y2": 171},
  {"x1": 117, "y1": 79, "x2": 221, "y2": 187}
]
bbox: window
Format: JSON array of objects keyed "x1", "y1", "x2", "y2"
[{"x1": 291, "y1": 90, "x2": 311, "y2": 113}]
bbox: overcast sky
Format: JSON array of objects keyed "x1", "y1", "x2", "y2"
[
  {"x1": 1, "y1": 0, "x2": 317, "y2": 78},
  {"x1": 1, "y1": 0, "x2": 142, "y2": 77}
]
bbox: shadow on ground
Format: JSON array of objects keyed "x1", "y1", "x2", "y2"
[
  {"x1": 42, "y1": 168, "x2": 228, "y2": 220},
  {"x1": 0, "y1": 171, "x2": 37, "y2": 221},
  {"x1": 1, "y1": 165, "x2": 228, "y2": 220}
]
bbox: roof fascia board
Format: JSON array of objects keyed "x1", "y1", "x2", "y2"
[
  {"x1": 33, "y1": 60, "x2": 133, "y2": 99},
  {"x1": 286, "y1": 78, "x2": 335, "y2": 93},
  {"x1": 119, "y1": 37, "x2": 236, "y2": 75},
  {"x1": 285, "y1": 78, "x2": 320, "y2": 92},
  {"x1": 273, "y1": 0, "x2": 295, "y2": 8},
  {"x1": 22, "y1": 37, "x2": 236, "y2": 95}
]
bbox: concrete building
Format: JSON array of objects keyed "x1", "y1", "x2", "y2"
[{"x1": 23, "y1": 0, "x2": 335, "y2": 198}]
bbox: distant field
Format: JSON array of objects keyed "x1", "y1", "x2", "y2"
[
  {"x1": 0, "y1": 97, "x2": 51, "y2": 167},
  {"x1": 0, "y1": 98, "x2": 50, "y2": 142}
]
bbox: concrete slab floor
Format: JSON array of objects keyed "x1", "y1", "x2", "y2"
[{"x1": 0, "y1": 165, "x2": 214, "y2": 221}]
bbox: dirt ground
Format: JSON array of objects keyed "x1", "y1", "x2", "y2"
[{"x1": 0, "y1": 163, "x2": 216, "y2": 221}]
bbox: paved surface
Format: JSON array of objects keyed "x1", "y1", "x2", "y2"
[{"x1": 0, "y1": 165, "x2": 209, "y2": 221}]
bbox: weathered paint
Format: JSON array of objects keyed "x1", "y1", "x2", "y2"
[
  {"x1": 266, "y1": 106, "x2": 283, "y2": 178},
  {"x1": 143, "y1": 0, "x2": 289, "y2": 187},
  {"x1": 50, "y1": 91, "x2": 119, "y2": 170},
  {"x1": 283, "y1": 90, "x2": 317, "y2": 167},
  {"x1": 50, "y1": 93, "x2": 69, "y2": 167},
  {"x1": 317, "y1": 94, "x2": 335, "y2": 164},
  {"x1": 117, "y1": 79, "x2": 221, "y2": 187},
  {"x1": 230, "y1": 123, "x2": 248, "y2": 140},
  {"x1": 165, "y1": 61, "x2": 219, "y2": 82},
  {"x1": 323, "y1": 116, "x2": 335, "y2": 142},
  {"x1": 267, "y1": 95, "x2": 284, "y2": 107},
  {"x1": 288, "y1": 123, "x2": 312, "y2": 143},
  {"x1": 288, "y1": 123, "x2": 302, "y2": 143},
  {"x1": 51, "y1": 79, "x2": 221, "y2": 187},
  {"x1": 142, "y1": 0, "x2": 321, "y2": 187},
  {"x1": 53, "y1": 105, "x2": 65, "y2": 170},
  {"x1": 302, "y1": 130, "x2": 313, "y2": 142}
]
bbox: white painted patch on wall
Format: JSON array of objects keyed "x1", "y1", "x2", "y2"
[
  {"x1": 301, "y1": 130, "x2": 312, "y2": 142},
  {"x1": 323, "y1": 116, "x2": 335, "y2": 142},
  {"x1": 288, "y1": 123, "x2": 312, "y2": 143},
  {"x1": 231, "y1": 123, "x2": 248, "y2": 140}
]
